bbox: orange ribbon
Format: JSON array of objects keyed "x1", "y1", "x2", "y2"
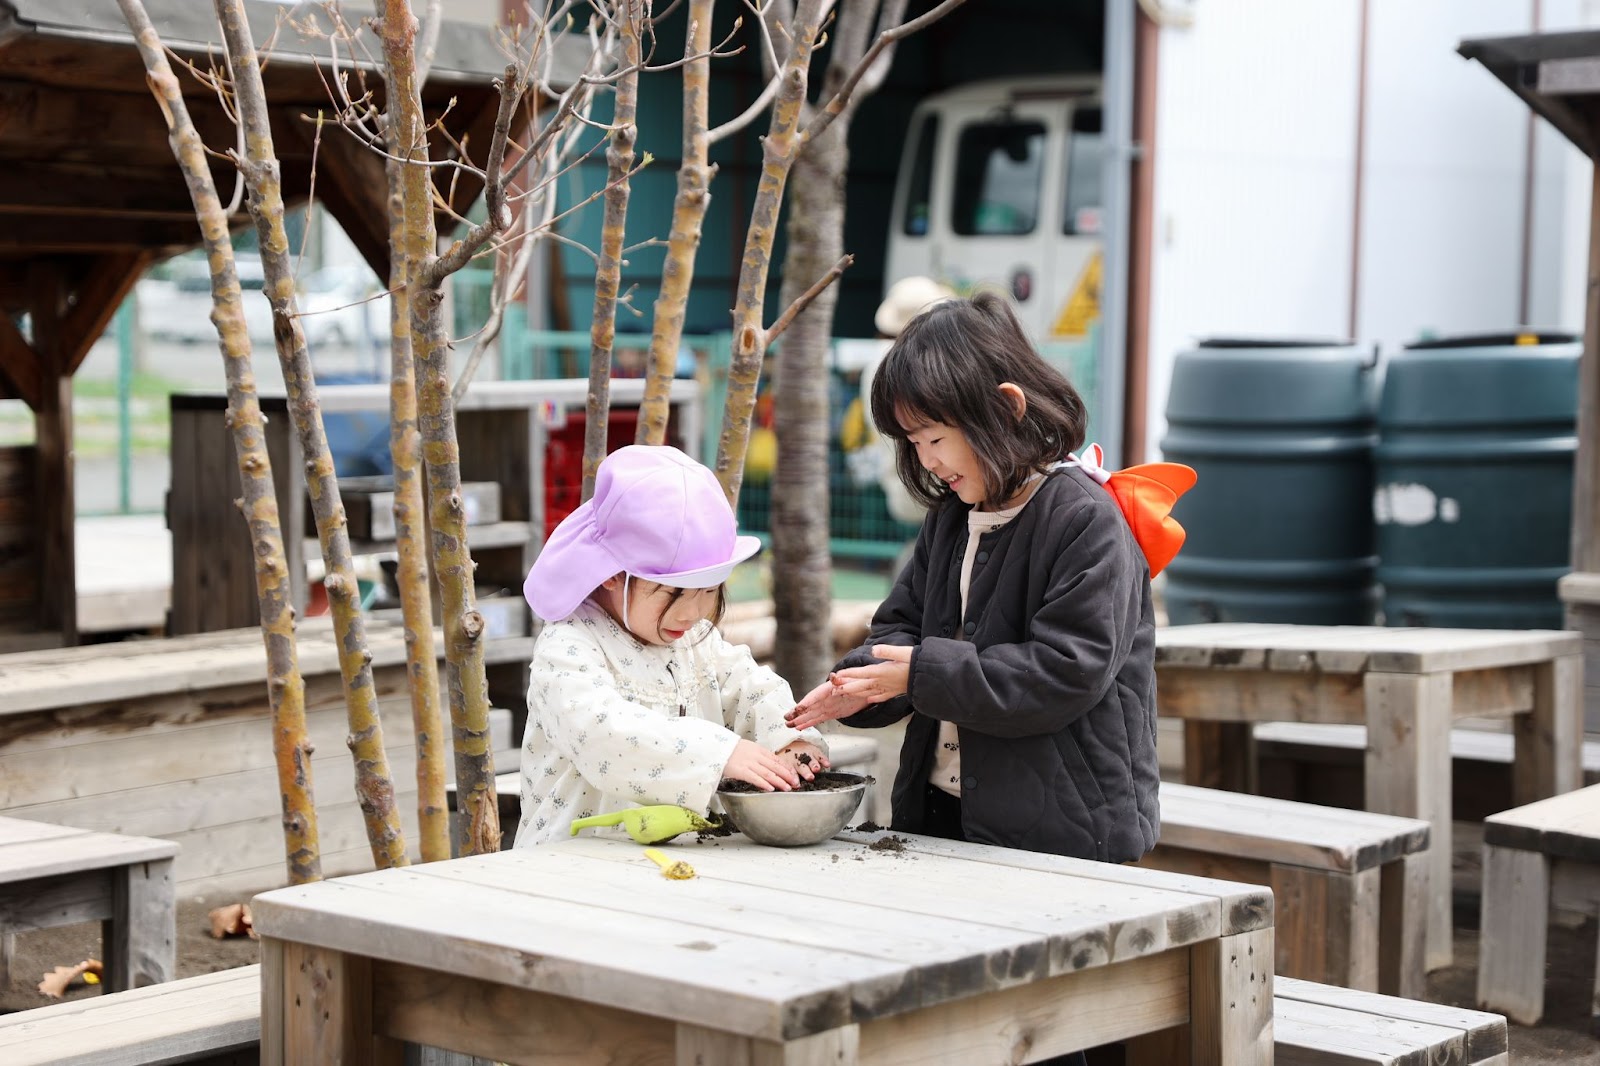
[{"x1": 1066, "y1": 444, "x2": 1197, "y2": 578}]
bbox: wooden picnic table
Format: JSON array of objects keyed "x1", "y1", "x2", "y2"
[
  {"x1": 0, "y1": 816, "x2": 177, "y2": 991},
  {"x1": 1155, "y1": 623, "x2": 1584, "y2": 971},
  {"x1": 250, "y1": 831, "x2": 1276, "y2": 1065}
]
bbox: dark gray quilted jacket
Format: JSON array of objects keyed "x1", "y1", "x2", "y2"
[{"x1": 841, "y1": 465, "x2": 1161, "y2": 862}]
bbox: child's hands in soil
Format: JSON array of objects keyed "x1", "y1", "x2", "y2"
[
  {"x1": 722, "y1": 738, "x2": 800, "y2": 792},
  {"x1": 787, "y1": 645, "x2": 912, "y2": 730},
  {"x1": 776, "y1": 740, "x2": 830, "y2": 781}
]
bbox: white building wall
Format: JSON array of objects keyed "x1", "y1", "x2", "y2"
[
  {"x1": 1146, "y1": 0, "x2": 1361, "y2": 461},
  {"x1": 1147, "y1": 0, "x2": 1590, "y2": 462}
]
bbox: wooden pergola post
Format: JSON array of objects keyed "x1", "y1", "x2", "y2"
[{"x1": 1462, "y1": 29, "x2": 1600, "y2": 736}]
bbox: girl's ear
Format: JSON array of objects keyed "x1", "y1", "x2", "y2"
[
  {"x1": 599, "y1": 573, "x2": 626, "y2": 592},
  {"x1": 998, "y1": 382, "x2": 1027, "y2": 422}
]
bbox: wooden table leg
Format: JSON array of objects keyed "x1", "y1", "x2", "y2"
[
  {"x1": 1183, "y1": 721, "x2": 1257, "y2": 793},
  {"x1": 1364, "y1": 670, "x2": 1454, "y2": 970},
  {"x1": 1476, "y1": 844, "x2": 1549, "y2": 1026},
  {"x1": 1378, "y1": 851, "x2": 1429, "y2": 999},
  {"x1": 261, "y1": 938, "x2": 285, "y2": 1066},
  {"x1": 1188, "y1": 928, "x2": 1273, "y2": 1066},
  {"x1": 1271, "y1": 864, "x2": 1379, "y2": 992},
  {"x1": 105, "y1": 857, "x2": 174, "y2": 990},
  {"x1": 1513, "y1": 654, "x2": 1583, "y2": 807},
  {"x1": 280, "y1": 941, "x2": 398, "y2": 1065}
]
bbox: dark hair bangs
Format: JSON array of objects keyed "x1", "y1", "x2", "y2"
[{"x1": 869, "y1": 292, "x2": 1090, "y2": 510}]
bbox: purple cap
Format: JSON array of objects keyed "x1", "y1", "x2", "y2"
[{"x1": 523, "y1": 445, "x2": 762, "y2": 622}]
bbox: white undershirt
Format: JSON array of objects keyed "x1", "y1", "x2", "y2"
[{"x1": 928, "y1": 481, "x2": 1042, "y2": 797}]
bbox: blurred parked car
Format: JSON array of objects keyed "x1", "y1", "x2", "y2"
[{"x1": 137, "y1": 258, "x2": 383, "y2": 349}]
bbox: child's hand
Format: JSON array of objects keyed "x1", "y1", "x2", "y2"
[
  {"x1": 776, "y1": 740, "x2": 831, "y2": 782},
  {"x1": 806, "y1": 645, "x2": 913, "y2": 715},
  {"x1": 785, "y1": 678, "x2": 872, "y2": 731},
  {"x1": 722, "y1": 739, "x2": 800, "y2": 792}
]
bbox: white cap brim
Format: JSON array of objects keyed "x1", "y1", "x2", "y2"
[{"x1": 641, "y1": 534, "x2": 762, "y2": 589}]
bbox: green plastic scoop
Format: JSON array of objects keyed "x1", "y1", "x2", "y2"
[{"x1": 569, "y1": 805, "x2": 719, "y2": 845}]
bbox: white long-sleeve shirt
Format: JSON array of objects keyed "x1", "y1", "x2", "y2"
[{"x1": 514, "y1": 601, "x2": 827, "y2": 845}]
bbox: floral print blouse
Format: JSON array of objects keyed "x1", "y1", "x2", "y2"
[{"x1": 513, "y1": 600, "x2": 827, "y2": 845}]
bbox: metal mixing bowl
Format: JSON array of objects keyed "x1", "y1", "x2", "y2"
[{"x1": 716, "y1": 771, "x2": 870, "y2": 847}]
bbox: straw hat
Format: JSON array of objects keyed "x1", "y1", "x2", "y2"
[{"x1": 874, "y1": 276, "x2": 957, "y2": 338}]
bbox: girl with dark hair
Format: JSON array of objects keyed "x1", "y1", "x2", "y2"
[{"x1": 787, "y1": 292, "x2": 1166, "y2": 864}]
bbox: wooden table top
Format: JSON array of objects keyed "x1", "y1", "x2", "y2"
[
  {"x1": 1155, "y1": 623, "x2": 1580, "y2": 675},
  {"x1": 0, "y1": 815, "x2": 178, "y2": 884},
  {"x1": 250, "y1": 832, "x2": 1272, "y2": 1043}
]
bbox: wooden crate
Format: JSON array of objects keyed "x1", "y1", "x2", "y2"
[{"x1": 317, "y1": 475, "x2": 503, "y2": 543}]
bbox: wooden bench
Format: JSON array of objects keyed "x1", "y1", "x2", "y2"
[
  {"x1": 0, "y1": 816, "x2": 178, "y2": 992},
  {"x1": 0, "y1": 964, "x2": 259, "y2": 1065},
  {"x1": 1142, "y1": 782, "x2": 1431, "y2": 997},
  {"x1": 1253, "y1": 721, "x2": 1600, "y2": 821},
  {"x1": 1476, "y1": 780, "x2": 1600, "y2": 1026},
  {"x1": 1274, "y1": 976, "x2": 1508, "y2": 1065}
]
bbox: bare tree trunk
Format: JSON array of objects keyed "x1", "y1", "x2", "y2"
[
  {"x1": 215, "y1": 0, "x2": 409, "y2": 869},
  {"x1": 771, "y1": 117, "x2": 847, "y2": 690},
  {"x1": 637, "y1": 0, "x2": 714, "y2": 447},
  {"x1": 378, "y1": 0, "x2": 506, "y2": 856},
  {"x1": 384, "y1": 153, "x2": 449, "y2": 864},
  {"x1": 582, "y1": 0, "x2": 643, "y2": 499},
  {"x1": 714, "y1": 0, "x2": 827, "y2": 504},
  {"x1": 767, "y1": 0, "x2": 966, "y2": 688},
  {"x1": 120, "y1": 0, "x2": 322, "y2": 885}
]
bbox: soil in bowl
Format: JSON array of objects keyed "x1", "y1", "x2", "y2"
[{"x1": 718, "y1": 771, "x2": 872, "y2": 794}]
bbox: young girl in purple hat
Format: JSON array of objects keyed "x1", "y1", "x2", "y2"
[{"x1": 513, "y1": 444, "x2": 830, "y2": 846}]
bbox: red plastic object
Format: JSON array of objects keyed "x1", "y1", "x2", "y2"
[{"x1": 543, "y1": 408, "x2": 643, "y2": 539}]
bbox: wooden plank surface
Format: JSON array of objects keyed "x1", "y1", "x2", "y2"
[
  {"x1": 1483, "y1": 781, "x2": 1600, "y2": 862},
  {"x1": 0, "y1": 964, "x2": 260, "y2": 1066},
  {"x1": 1160, "y1": 782, "x2": 1430, "y2": 873},
  {"x1": 0, "y1": 619, "x2": 536, "y2": 714},
  {"x1": 0, "y1": 818, "x2": 177, "y2": 883},
  {"x1": 1276, "y1": 976, "x2": 1508, "y2": 1064},
  {"x1": 1156, "y1": 623, "x2": 1580, "y2": 674},
  {"x1": 250, "y1": 835, "x2": 1254, "y2": 1043},
  {"x1": 835, "y1": 828, "x2": 1274, "y2": 936}
]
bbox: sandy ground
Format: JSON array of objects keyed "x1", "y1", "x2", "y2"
[{"x1": 2, "y1": 881, "x2": 1597, "y2": 1063}]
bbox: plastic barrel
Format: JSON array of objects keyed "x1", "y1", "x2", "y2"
[
  {"x1": 1161, "y1": 338, "x2": 1380, "y2": 624},
  {"x1": 1375, "y1": 331, "x2": 1578, "y2": 629}
]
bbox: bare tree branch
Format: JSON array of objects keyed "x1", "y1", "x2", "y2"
[
  {"x1": 802, "y1": 0, "x2": 966, "y2": 145},
  {"x1": 415, "y1": 0, "x2": 443, "y2": 82},
  {"x1": 765, "y1": 253, "x2": 852, "y2": 345}
]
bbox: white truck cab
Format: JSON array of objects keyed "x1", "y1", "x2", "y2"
[{"x1": 885, "y1": 75, "x2": 1105, "y2": 343}]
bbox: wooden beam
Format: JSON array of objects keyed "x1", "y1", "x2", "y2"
[
  {"x1": 0, "y1": 215, "x2": 200, "y2": 255},
  {"x1": 27, "y1": 260, "x2": 74, "y2": 644},
  {"x1": 0, "y1": 312, "x2": 41, "y2": 411},
  {"x1": 0, "y1": 162, "x2": 238, "y2": 221},
  {"x1": 62, "y1": 254, "x2": 153, "y2": 375},
  {"x1": 0, "y1": 81, "x2": 242, "y2": 171},
  {"x1": 1576, "y1": 165, "x2": 1600, "y2": 573}
]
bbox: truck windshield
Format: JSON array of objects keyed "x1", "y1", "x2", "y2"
[
  {"x1": 951, "y1": 119, "x2": 1045, "y2": 236},
  {"x1": 901, "y1": 114, "x2": 938, "y2": 237},
  {"x1": 1063, "y1": 107, "x2": 1104, "y2": 235}
]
